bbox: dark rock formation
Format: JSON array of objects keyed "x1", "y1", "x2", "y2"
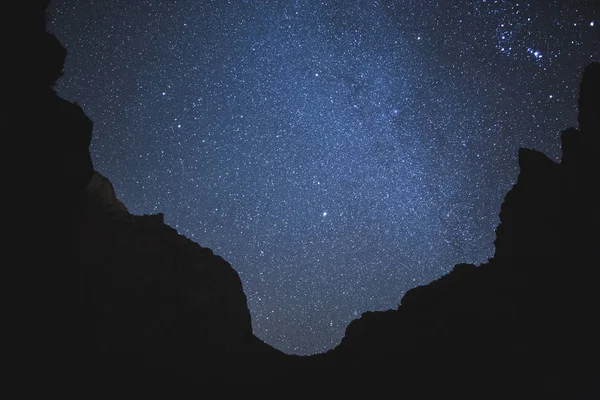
[
  {"x1": 6, "y1": 2, "x2": 289, "y2": 391},
  {"x1": 316, "y1": 62, "x2": 600, "y2": 397},
  {"x1": 86, "y1": 171, "x2": 129, "y2": 213},
  {"x1": 9, "y1": 1, "x2": 598, "y2": 395},
  {"x1": 75, "y1": 175, "x2": 291, "y2": 385},
  {"x1": 6, "y1": 2, "x2": 98, "y2": 391}
]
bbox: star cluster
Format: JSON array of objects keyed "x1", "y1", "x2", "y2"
[{"x1": 49, "y1": 0, "x2": 598, "y2": 355}]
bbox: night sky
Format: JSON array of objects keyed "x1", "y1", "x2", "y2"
[{"x1": 48, "y1": 0, "x2": 598, "y2": 355}]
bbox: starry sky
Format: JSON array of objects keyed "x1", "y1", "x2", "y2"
[{"x1": 48, "y1": 0, "x2": 598, "y2": 355}]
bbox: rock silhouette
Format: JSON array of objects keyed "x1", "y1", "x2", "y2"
[
  {"x1": 75, "y1": 173, "x2": 291, "y2": 384},
  {"x1": 9, "y1": 1, "x2": 599, "y2": 396},
  {"x1": 7, "y1": 1, "x2": 97, "y2": 390},
  {"x1": 316, "y1": 61, "x2": 600, "y2": 396}
]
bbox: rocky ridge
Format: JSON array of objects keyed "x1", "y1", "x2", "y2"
[
  {"x1": 9, "y1": 2, "x2": 599, "y2": 395},
  {"x1": 316, "y1": 62, "x2": 599, "y2": 396}
]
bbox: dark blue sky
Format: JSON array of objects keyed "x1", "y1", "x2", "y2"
[{"x1": 49, "y1": 0, "x2": 598, "y2": 355}]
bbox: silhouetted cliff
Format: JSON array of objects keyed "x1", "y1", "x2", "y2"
[
  {"x1": 10, "y1": 2, "x2": 599, "y2": 396},
  {"x1": 7, "y1": 2, "x2": 289, "y2": 391},
  {"x1": 77, "y1": 172, "x2": 310, "y2": 391},
  {"x1": 316, "y1": 62, "x2": 599, "y2": 397}
]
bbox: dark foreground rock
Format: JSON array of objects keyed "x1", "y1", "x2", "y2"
[
  {"x1": 314, "y1": 62, "x2": 599, "y2": 397},
  {"x1": 8, "y1": 2, "x2": 598, "y2": 396},
  {"x1": 6, "y1": 1, "x2": 291, "y2": 390}
]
